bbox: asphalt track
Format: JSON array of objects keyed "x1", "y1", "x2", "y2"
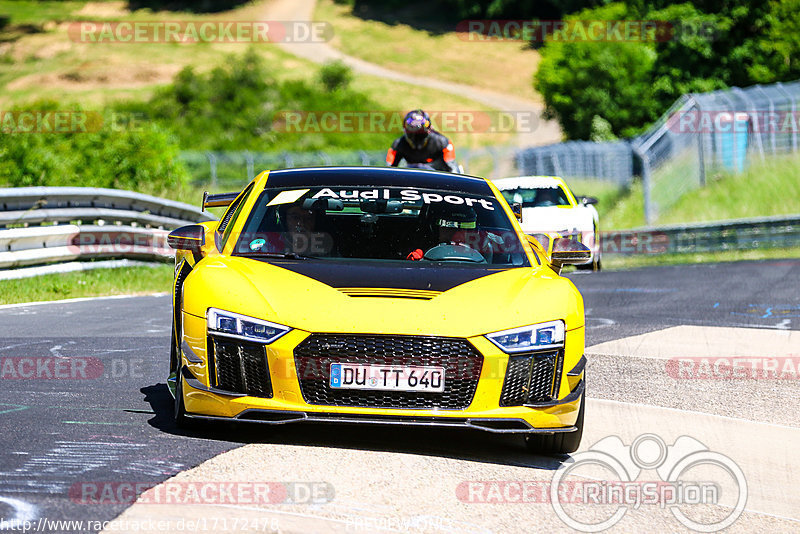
[{"x1": 0, "y1": 259, "x2": 798, "y2": 533}]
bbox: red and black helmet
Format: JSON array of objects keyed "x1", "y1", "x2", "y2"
[{"x1": 403, "y1": 109, "x2": 432, "y2": 149}]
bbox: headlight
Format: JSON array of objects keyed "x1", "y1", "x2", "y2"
[
  {"x1": 206, "y1": 308, "x2": 291, "y2": 344},
  {"x1": 485, "y1": 320, "x2": 565, "y2": 353}
]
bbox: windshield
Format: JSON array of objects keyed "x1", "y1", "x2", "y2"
[
  {"x1": 501, "y1": 186, "x2": 571, "y2": 208},
  {"x1": 232, "y1": 185, "x2": 530, "y2": 267}
]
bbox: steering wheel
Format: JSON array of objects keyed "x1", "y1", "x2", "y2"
[{"x1": 423, "y1": 243, "x2": 486, "y2": 263}]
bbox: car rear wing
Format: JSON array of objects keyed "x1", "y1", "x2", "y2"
[{"x1": 202, "y1": 191, "x2": 240, "y2": 211}]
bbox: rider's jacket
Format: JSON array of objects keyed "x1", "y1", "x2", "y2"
[{"x1": 386, "y1": 130, "x2": 457, "y2": 172}]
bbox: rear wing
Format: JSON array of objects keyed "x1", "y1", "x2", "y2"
[{"x1": 202, "y1": 191, "x2": 240, "y2": 211}]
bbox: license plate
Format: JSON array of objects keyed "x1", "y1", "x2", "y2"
[{"x1": 329, "y1": 363, "x2": 445, "y2": 392}]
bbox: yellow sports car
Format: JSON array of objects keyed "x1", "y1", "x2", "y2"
[{"x1": 167, "y1": 167, "x2": 589, "y2": 454}]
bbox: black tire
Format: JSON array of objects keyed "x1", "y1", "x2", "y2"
[
  {"x1": 576, "y1": 256, "x2": 601, "y2": 271},
  {"x1": 525, "y1": 394, "x2": 585, "y2": 455}
]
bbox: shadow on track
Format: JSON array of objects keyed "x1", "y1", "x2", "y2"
[{"x1": 141, "y1": 383, "x2": 567, "y2": 471}]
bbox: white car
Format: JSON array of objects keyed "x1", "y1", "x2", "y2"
[{"x1": 493, "y1": 175, "x2": 601, "y2": 271}]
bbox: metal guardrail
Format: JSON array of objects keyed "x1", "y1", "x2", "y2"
[
  {"x1": 0, "y1": 188, "x2": 796, "y2": 279},
  {"x1": 0, "y1": 187, "x2": 213, "y2": 227},
  {"x1": 605, "y1": 214, "x2": 800, "y2": 255},
  {"x1": 0, "y1": 225, "x2": 171, "y2": 269},
  {"x1": 0, "y1": 187, "x2": 215, "y2": 279}
]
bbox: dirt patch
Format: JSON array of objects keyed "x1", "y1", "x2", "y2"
[
  {"x1": 30, "y1": 40, "x2": 73, "y2": 60},
  {"x1": 75, "y1": 2, "x2": 130, "y2": 18},
  {"x1": 6, "y1": 62, "x2": 181, "y2": 91}
]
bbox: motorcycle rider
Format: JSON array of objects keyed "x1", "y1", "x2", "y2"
[{"x1": 386, "y1": 109, "x2": 459, "y2": 172}]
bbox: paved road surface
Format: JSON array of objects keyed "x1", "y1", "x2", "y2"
[{"x1": 0, "y1": 259, "x2": 797, "y2": 532}]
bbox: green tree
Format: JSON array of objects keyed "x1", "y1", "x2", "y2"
[
  {"x1": 534, "y1": 1, "x2": 800, "y2": 139},
  {"x1": 535, "y1": 3, "x2": 659, "y2": 139}
]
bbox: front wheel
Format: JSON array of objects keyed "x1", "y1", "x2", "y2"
[
  {"x1": 576, "y1": 257, "x2": 601, "y2": 271},
  {"x1": 525, "y1": 394, "x2": 585, "y2": 455}
]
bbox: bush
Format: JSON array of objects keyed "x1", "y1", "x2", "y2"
[
  {"x1": 0, "y1": 102, "x2": 189, "y2": 195},
  {"x1": 132, "y1": 48, "x2": 281, "y2": 152},
  {"x1": 318, "y1": 60, "x2": 353, "y2": 92},
  {"x1": 133, "y1": 49, "x2": 388, "y2": 153}
]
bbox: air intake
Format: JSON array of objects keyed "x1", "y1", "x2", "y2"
[{"x1": 337, "y1": 287, "x2": 441, "y2": 300}]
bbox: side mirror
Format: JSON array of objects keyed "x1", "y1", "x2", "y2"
[
  {"x1": 550, "y1": 237, "x2": 591, "y2": 274},
  {"x1": 528, "y1": 233, "x2": 550, "y2": 252},
  {"x1": 511, "y1": 202, "x2": 523, "y2": 222},
  {"x1": 580, "y1": 196, "x2": 598, "y2": 206},
  {"x1": 168, "y1": 224, "x2": 206, "y2": 252}
]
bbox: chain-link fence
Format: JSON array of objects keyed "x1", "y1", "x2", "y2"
[
  {"x1": 636, "y1": 80, "x2": 800, "y2": 223},
  {"x1": 515, "y1": 141, "x2": 634, "y2": 186},
  {"x1": 514, "y1": 79, "x2": 800, "y2": 224},
  {"x1": 179, "y1": 146, "x2": 514, "y2": 189}
]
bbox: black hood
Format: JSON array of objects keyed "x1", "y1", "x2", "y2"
[{"x1": 261, "y1": 260, "x2": 507, "y2": 292}]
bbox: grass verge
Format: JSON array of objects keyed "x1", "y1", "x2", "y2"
[
  {"x1": 0, "y1": 1, "x2": 510, "y2": 150},
  {"x1": 601, "y1": 153, "x2": 800, "y2": 229},
  {"x1": 314, "y1": 0, "x2": 541, "y2": 102},
  {"x1": 0, "y1": 264, "x2": 173, "y2": 305}
]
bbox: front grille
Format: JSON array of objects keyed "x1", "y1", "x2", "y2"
[
  {"x1": 294, "y1": 334, "x2": 483, "y2": 409},
  {"x1": 209, "y1": 335, "x2": 273, "y2": 398},
  {"x1": 499, "y1": 351, "x2": 562, "y2": 406}
]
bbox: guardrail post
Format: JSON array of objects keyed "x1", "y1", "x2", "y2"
[
  {"x1": 205, "y1": 152, "x2": 217, "y2": 188},
  {"x1": 245, "y1": 152, "x2": 255, "y2": 181},
  {"x1": 698, "y1": 132, "x2": 706, "y2": 187},
  {"x1": 632, "y1": 145, "x2": 655, "y2": 225}
]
